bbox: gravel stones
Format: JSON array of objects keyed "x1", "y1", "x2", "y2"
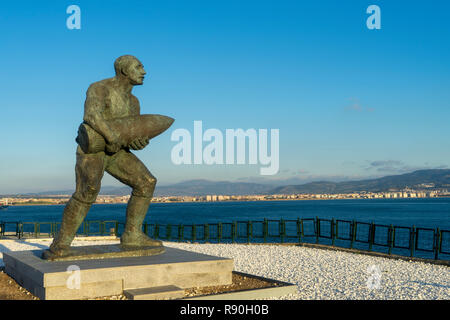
[{"x1": 1, "y1": 239, "x2": 448, "y2": 300}]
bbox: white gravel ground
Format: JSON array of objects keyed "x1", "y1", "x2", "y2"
[{"x1": 1, "y1": 238, "x2": 449, "y2": 300}]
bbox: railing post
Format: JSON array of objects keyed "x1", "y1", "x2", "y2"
[
  {"x1": 368, "y1": 222, "x2": 374, "y2": 252},
  {"x1": 204, "y1": 224, "x2": 209, "y2": 243},
  {"x1": 297, "y1": 218, "x2": 302, "y2": 244},
  {"x1": 263, "y1": 218, "x2": 268, "y2": 243},
  {"x1": 16, "y1": 222, "x2": 20, "y2": 239},
  {"x1": 53, "y1": 222, "x2": 57, "y2": 238},
  {"x1": 231, "y1": 222, "x2": 236, "y2": 243},
  {"x1": 410, "y1": 226, "x2": 415, "y2": 257},
  {"x1": 247, "y1": 221, "x2": 252, "y2": 243},
  {"x1": 218, "y1": 223, "x2": 222, "y2": 243},
  {"x1": 301, "y1": 219, "x2": 305, "y2": 243},
  {"x1": 350, "y1": 220, "x2": 356, "y2": 249},
  {"x1": 167, "y1": 224, "x2": 172, "y2": 241},
  {"x1": 179, "y1": 224, "x2": 184, "y2": 242},
  {"x1": 192, "y1": 225, "x2": 196, "y2": 243},
  {"x1": 435, "y1": 228, "x2": 441, "y2": 260},
  {"x1": 154, "y1": 223, "x2": 159, "y2": 239},
  {"x1": 315, "y1": 217, "x2": 319, "y2": 244},
  {"x1": 331, "y1": 219, "x2": 335, "y2": 246},
  {"x1": 143, "y1": 223, "x2": 148, "y2": 235},
  {"x1": 388, "y1": 224, "x2": 394, "y2": 255},
  {"x1": 115, "y1": 221, "x2": 119, "y2": 237},
  {"x1": 280, "y1": 219, "x2": 285, "y2": 243}
]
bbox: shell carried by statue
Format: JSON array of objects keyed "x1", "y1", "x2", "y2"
[{"x1": 76, "y1": 114, "x2": 174, "y2": 154}]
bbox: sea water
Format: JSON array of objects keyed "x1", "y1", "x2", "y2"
[{"x1": 2, "y1": 198, "x2": 449, "y2": 230}]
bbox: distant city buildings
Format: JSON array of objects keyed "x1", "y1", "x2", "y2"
[{"x1": 1, "y1": 189, "x2": 448, "y2": 206}]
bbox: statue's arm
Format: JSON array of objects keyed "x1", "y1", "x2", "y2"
[
  {"x1": 83, "y1": 84, "x2": 119, "y2": 145},
  {"x1": 130, "y1": 95, "x2": 140, "y2": 116},
  {"x1": 128, "y1": 95, "x2": 149, "y2": 150}
]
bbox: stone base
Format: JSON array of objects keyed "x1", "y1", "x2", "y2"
[
  {"x1": 3, "y1": 246, "x2": 233, "y2": 300},
  {"x1": 124, "y1": 285, "x2": 185, "y2": 300}
]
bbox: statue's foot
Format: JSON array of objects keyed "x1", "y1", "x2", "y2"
[
  {"x1": 41, "y1": 245, "x2": 72, "y2": 260},
  {"x1": 120, "y1": 231, "x2": 163, "y2": 247}
]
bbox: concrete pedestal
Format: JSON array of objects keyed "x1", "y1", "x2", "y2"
[{"x1": 3, "y1": 246, "x2": 233, "y2": 300}]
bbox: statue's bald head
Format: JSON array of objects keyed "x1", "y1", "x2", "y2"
[
  {"x1": 114, "y1": 55, "x2": 140, "y2": 75},
  {"x1": 114, "y1": 55, "x2": 147, "y2": 85}
]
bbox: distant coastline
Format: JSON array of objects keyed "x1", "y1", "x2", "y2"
[
  {"x1": 3, "y1": 169, "x2": 450, "y2": 203},
  {"x1": 5, "y1": 195, "x2": 449, "y2": 207}
]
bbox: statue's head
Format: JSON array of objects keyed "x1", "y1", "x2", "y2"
[{"x1": 114, "y1": 55, "x2": 147, "y2": 85}]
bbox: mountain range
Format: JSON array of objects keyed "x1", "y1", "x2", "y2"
[
  {"x1": 9, "y1": 169, "x2": 450, "y2": 197},
  {"x1": 271, "y1": 169, "x2": 450, "y2": 194}
]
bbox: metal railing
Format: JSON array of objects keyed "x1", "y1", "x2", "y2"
[{"x1": 0, "y1": 217, "x2": 448, "y2": 260}]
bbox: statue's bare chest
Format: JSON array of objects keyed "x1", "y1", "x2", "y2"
[{"x1": 103, "y1": 89, "x2": 134, "y2": 119}]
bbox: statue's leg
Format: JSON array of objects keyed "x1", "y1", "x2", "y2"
[
  {"x1": 106, "y1": 149, "x2": 161, "y2": 247},
  {"x1": 46, "y1": 148, "x2": 105, "y2": 257}
]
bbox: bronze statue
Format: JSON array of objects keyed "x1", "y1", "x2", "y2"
[{"x1": 43, "y1": 55, "x2": 174, "y2": 259}]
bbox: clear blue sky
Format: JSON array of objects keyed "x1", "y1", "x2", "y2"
[{"x1": 1, "y1": 0, "x2": 450, "y2": 193}]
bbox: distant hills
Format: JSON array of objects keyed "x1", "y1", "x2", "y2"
[
  {"x1": 11, "y1": 180, "x2": 273, "y2": 197},
  {"x1": 154, "y1": 180, "x2": 273, "y2": 196},
  {"x1": 7, "y1": 169, "x2": 450, "y2": 197},
  {"x1": 271, "y1": 169, "x2": 450, "y2": 194},
  {"x1": 100, "y1": 180, "x2": 274, "y2": 197}
]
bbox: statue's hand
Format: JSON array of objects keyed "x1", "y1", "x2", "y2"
[
  {"x1": 106, "y1": 142, "x2": 121, "y2": 154},
  {"x1": 103, "y1": 130, "x2": 121, "y2": 153},
  {"x1": 129, "y1": 138, "x2": 149, "y2": 151}
]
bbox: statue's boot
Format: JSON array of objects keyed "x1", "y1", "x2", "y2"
[
  {"x1": 120, "y1": 195, "x2": 162, "y2": 247},
  {"x1": 44, "y1": 198, "x2": 91, "y2": 259}
]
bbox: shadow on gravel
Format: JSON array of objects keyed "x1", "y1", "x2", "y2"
[{"x1": 410, "y1": 281, "x2": 450, "y2": 289}]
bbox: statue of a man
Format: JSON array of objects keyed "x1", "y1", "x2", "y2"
[{"x1": 46, "y1": 55, "x2": 163, "y2": 258}]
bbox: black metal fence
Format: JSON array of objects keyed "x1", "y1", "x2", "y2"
[{"x1": 1, "y1": 217, "x2": 449, "y2": 261}]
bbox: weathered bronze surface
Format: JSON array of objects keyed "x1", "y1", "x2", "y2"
[{"x1": 43, "y1": 55, "x2": 174, "y2": 260}]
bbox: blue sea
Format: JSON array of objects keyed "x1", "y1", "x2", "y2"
[{"x1": 1, "y1": 198, "x2": 449, "y2": 230}]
